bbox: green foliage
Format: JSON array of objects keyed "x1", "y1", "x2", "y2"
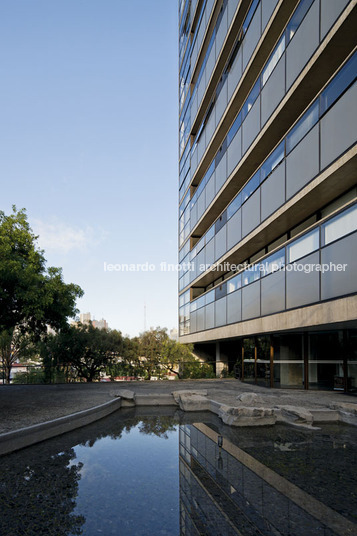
[
  {"x1": 0, "y1": 206, "x2": 83, "y2": 335},
  {"x1": 11, "y1": 369, "x2": 46, "y2": 384},
  {"x1": 138, "y1": 327, "x2": 214, "y2": 380},
  {"x1": 0, "y1": 328, "x2": 37, "y2": 383},
  {"x1": 44, "y1": 324, "x2": 124, "y2": 382},
  {"x1": 180, "y1": 360, "x2": 215, "y2": 379},
  {"x1": 139, "y1": 327, "x2": 168, "y2": 379}
]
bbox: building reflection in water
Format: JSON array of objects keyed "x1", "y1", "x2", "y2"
[{"x1": 179, "y1": 423, "x2": 356, "y2": 536}]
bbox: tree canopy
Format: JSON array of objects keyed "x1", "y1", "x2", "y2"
[
  {"x1": 0, "y1": 206, "x2": 83, "y2": 335},
  {"x1": 46, "y1": 324, "x2": 124, "y2": 382}
]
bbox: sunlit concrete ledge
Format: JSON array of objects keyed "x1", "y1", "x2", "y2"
[
  {"x1": 0, "y1": 397, "x2": 122, "y2": 457},
  {"x1": 1, "y1": 388, "x2": 356, "y2": 457}
]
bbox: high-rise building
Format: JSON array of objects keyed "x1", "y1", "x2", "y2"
[
  {"x1": 77, "y1": 313, "x2": 109, "y2": 330},
  {"x1": 92, "y1": 318, "x2": 109, "y2": 330},
  {"x1": 79, "y1": 312, "x2": 92, "y2": 325},
  {"x1": 178, "y1": 0, "x2": 357, "y2": 391}
]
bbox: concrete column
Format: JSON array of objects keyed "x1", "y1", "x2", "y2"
[{"x1": 215, "y1": 342, "x2": 228, "y2": 377}]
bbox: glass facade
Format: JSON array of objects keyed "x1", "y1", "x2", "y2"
[{"x1": 178, "y1": 0, "x2": 356, "y2": 390}]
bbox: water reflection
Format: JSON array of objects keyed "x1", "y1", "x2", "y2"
[
  {"x1": 0, "y1": 409, "x2": 356, "y2": 536},
  {"x1": 179, "y1": 423, "x2": 357, "y2": 536},
  {"x1": 0, "y1": 445, "x2": 85, "y2": 535},
  {"x1": 0, "y1": 408, "x2": 182, "y2": 536}
]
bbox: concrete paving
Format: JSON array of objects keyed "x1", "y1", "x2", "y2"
[{"x1": 0, "y1": 379, "x2": 356, "y2": 434}]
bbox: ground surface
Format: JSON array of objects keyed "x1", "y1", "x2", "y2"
[{"x1": 1, "y1": 379, "x2": 356, "y2": 434}]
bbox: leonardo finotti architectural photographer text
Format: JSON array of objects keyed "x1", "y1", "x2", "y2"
[{"x1": 103, "y1": 261, "x2": 348, "y2": 274}]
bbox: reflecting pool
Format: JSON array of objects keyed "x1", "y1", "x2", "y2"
[{"x1": 0, "y1": 407, "x2": 356, "y2": 536}]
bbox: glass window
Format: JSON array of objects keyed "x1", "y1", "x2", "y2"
[
  {"x1": 242, "y1": 0, "x2": 259, "y2": 34},
  {"x1": 203, "y1": 160, "x2": 215, "y2": 184},
  {"x1": 242, "y1": 264, "x2": 260, "y2": 286},
  {"x1": 215, "y1": 282, "x2": 227, "y2": 300},
  {"x1": 215, "y1": 210, "x2": 227, "y2": 233},
  {"x1": 227, "y1": 112, "x2": 242, "y2": 146},
  {"x1": 227, "y1": 273, "x2": 242, "y2": 293},
  {"x1": 182, "y1": 290, "x2": 190, "y2": 306},
  {"x1": 190, "y1": 190, "x2": 198, "y2": 209},
  {"x1": 287, "y1": 228, "x2": 319, "y2": 263},
  {"x1": 242, "y1": 79, "x2": 260, "y2": 120},
  {"x1": 196, "y1": 176, "x2": 206, "y2": 198},
  {"x1": 260, "y1": 141, "x2": 284, "y2": 182},
  {"x1": 195, "y1": 236, "x2": 205, "y2": 254},
  {"x1": 242, "y1": 170, "x2": 260, "y2": 203},
  {"x1": 215, "y1": 139, "x2": 227, "y2": 167},
  {"x1": 261, "y1": 249, "x2": 285, "y2": 276},
  {"x1": 206, "y1": 224, "x2": 215, "y2": 243},
  {"x1": 286, "y1": 0, "x2": 314, "y2": 43},
  {"x1": 179, "y1": 240, "x2": 190, "y2": 262},
  {"x1": 322, "y1": 204, "x2": 357, "y2": 246},
  {"x1": 205, "y1": 289, "x2": 215, "y2": 305},
  {"x1": 179, "y1": 190, "x2": 190, "y2": 217},
  {"x1": 179, "y1": 230, "x2": 185, "y2": 247},
  {"x1": 320, "y1": 52, "x2": 357, "y2": 115},
  {"x1": 262, "y1": 35, "x2": 286, "y2": 87},
  {"x1": 227, "y1": 193, "x2": 241, "y2": 219},
  {"x1": 286, "y1": 100, "x2": 319, "y2": 154},
  {"x1": 195, "y1": 294, "x2": 205, "y2": 310}
]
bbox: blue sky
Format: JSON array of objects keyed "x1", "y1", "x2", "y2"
[{"x1": 0, "y1": 0, "x2": 179, "y2": 337}]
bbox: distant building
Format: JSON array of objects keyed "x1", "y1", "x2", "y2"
[
  {"x1": 93, "y1": 318, "x2": 109, "y2": 330},
  {"x1": 169, "y1": 328, "x2": 179, "y2": 341},
  {"x1": 79, "y1": 312, "x2": 92, "y2": 325},
  {"x1": 72, "y1": 313, "x2": 109, "y2": 330}
]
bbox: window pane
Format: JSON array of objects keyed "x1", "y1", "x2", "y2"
[
  {"x1": 262, "y1": 35, "x2": 286, "y2": 86},
  {"x1": 196, "y1": 236, "x2": 205, "y2": 253},
  {"x1": 242, "y1": 170, "x2": 260, "y2": 203},
  {"x1": 227, "y1": 193, "x2": 242, "y2": 219},
  {"x1": 261, "y1": 141, "x2": 285, "y2": 182},
  {"x1": 242, "y1": 0, "x2": 259, "y2": 34},
  {"x1": 322, "y1": 204, "x2": 357, "y2": 246},
  {"x1": 320, "y1": 52, "x2": 357, "y2": 115},
  {"x1": 242, "y1": 79, "x2": 260, "y2": 120},
  {"x1": 215, "y1": 210, "x2": 227, "y2": 233},
  {"x1": 227, "y1": 273, "x2": 242, "y2": 293},
  {"x1": 227, "y1": 112, "x2": 242, "y2": 146},
  {"x1": 196, "y1": 295, "x2": 205, "y2": 310},
  {"x1": 206, "y1": 224, "x2": 215, "y2": 243},
  {"x1": 205, "y1": 289, "x2": 215, "y2": 304},
  {"x1": 261, "y1": 249, "x2": 285, "y2": 276},
  {"x1": 204, "y1": 160, "x2": 215, "y2": 182},
  {"x1": 215, "y1": 283, "x2": 227, "y2": 300},
  {"x1": 288, "y1": 228, "x2": 319, "y2": 263},
  {"x1": 286, "y1": 99, "x2": 319, "y2": 154},
  {"x1": 242, "y1": 264, "x2": 260, "y2": 286},
  {"x1": 286, "y1": 0, "x2": 314, "y2": 43}
]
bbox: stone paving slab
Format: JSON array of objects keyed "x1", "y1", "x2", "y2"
[{"x1": 0, "y1": 379, "x2": 356, "y2": 434}]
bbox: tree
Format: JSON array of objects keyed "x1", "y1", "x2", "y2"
[
  {"x1": 0, "y1": 207, "x2": 83, "y2": 336},
  {"x1": 138, "y1": 327, "x2": 215, "y2": 380},
  {"x1": 0, "y1": 328, "x2": 36, "y2": 384},
  {"x1": 160, "y1": 338, "x2": 215, "y2": 379},
  {"x1": 139, "y1": 327, "x2": 168, "y2": 379},
  {"x1": 47, "y1": 324, "x2": 123, "y2": 382},
  {"x1": 106, "y1": 336, "x2": 143, "y2": 379},
  {"x1": 160, "y1": 338, "x2": 194, "y2": 379}
]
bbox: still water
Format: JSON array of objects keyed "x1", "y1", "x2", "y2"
[{"x1": 0, "y1": 407, "x2": 356, "y2": 536}]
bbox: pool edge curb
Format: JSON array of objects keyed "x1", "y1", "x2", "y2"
[{"x1": 0, "y1": 397, "x2": 122, "y2": 456}]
